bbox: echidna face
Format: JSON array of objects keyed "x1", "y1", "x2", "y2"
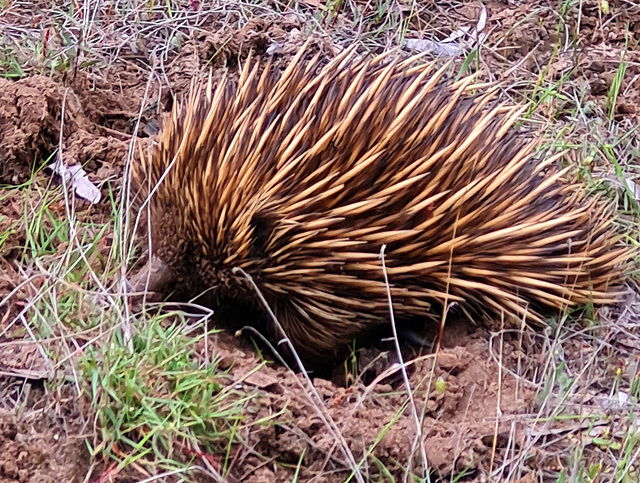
[
  {"x1": 130, "y1": 208, "x2": 194, "y2": 297},
  {"x1": 133, "y1": 198, "x2": 257, "y2": 304}
]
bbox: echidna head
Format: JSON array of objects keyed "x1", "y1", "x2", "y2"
[
  {"x1": 130, "y1": 254, "x2": 174, "y2": 294},
  {"x1": 130, "y1": 197, "x2": 263, "y2": 305},
  {"x1": 129, "y1": 210, "x2": 194, "y2": 298}
]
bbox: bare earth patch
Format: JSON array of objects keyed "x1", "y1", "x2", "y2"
[
  {"x1": 194, "y1": 322, "x2": 537, "y2": 481},
  {"x1": 0, "y1": 400, "x2": 90, "y2": 483}
]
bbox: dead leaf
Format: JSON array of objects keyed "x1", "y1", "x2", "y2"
[{"x1": 48, "y1": 160, "x2": 101, "y2": 204}]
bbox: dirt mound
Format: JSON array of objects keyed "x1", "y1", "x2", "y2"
[
  {"x1": 0, "y1": 76, "x2": 80, "y2": 184},
  {"x1": 0, "y1": 75, "x2": 146, "y2": 187}
]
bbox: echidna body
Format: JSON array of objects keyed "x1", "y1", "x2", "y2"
[{"x1": 132, "y1": 43, "x2": 633, "y2": 367}]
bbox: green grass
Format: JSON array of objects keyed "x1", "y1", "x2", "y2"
[{"x1": 81, "y1": 316, "x2": 252, "y2": 482}]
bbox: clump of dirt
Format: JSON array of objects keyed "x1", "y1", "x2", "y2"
[
  {"x1": 0, "y1": 394, "x2": 90, "y2": 483},
  {"x1": 0, "y1": 75, "x2": 148, "y2": 187},
  {"x1": 0, "y1": 76, "x2": 81, "y2": 184}
]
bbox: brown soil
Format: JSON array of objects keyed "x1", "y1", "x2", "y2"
[
  {"x1": 0, "y1": 399, "x2": 90, "y2": 483},
  {"x1": 0, "y1": 0, "x2": 638, "y2": 481},
  {"x1": 202, "y1": 320, "x2": 538, "y2": 482}
]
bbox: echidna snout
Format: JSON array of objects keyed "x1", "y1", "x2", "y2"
[{"x1": 130, "y1": 255, "x2": 175, "y2": 295}]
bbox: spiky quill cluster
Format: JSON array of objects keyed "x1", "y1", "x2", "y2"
[{"x1": 132, "y1": 41, "x2": 633, "y2": 367}]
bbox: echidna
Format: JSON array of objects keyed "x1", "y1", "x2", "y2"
[{"x1": 131, "y1": 41, "x2": 634, "y2": 368}]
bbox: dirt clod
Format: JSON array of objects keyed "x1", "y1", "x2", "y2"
[{"x1": 0, "y1": 75, "x2": 138, "y2": 187}]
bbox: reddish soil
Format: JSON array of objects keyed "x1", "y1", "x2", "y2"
[
  {"x1": 200, "y1": 320, "x2": 539, "y2": 482},
  {"x1": 1, "y1": 0, "x2": 638, "y2": 482},
  {"x1": 0, "y1": 74, "x2": 137, "y2": 186}
]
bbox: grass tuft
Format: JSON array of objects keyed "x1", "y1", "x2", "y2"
[{"x1": 81, "y1": 314, "x2": 252, "y2": 481}]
